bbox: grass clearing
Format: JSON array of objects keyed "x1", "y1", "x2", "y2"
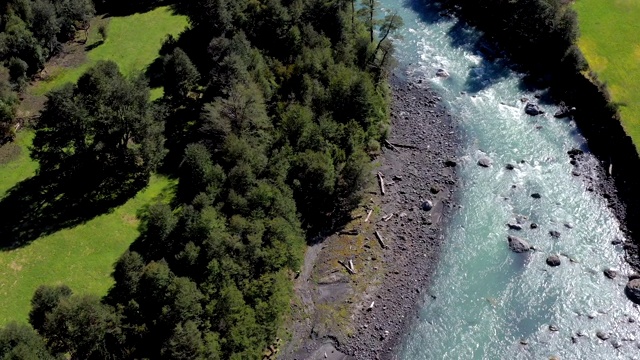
[
  {"x1": 0, "y1": 7, "x2": 186, "y2": 325},
  {"x1": 34, "y1": 6, "x2": 188, "y2": 95},
  {"x1": 0, "y1": 174, "x2": 175, "y2": 324},
  {"x1": 574, "y1": 0, "x2": 640, "y2": 149}
]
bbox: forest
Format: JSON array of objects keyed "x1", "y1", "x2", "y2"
[{"x1": 0, "y1": 0, "x2": 397, "y2": 359}]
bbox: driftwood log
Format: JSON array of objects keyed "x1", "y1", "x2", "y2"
[
  {"x1": 338, "y1": 260, "x2": 356, "y2": 274},
  {"x1": 382, "y1": 213, "x2": 394, "y2": 222},
  {"x1": 375, "y1": 230, "x2": 388, "y2": 249},
  {"x1": 386, "y1": 141, "x2": 420, "y2": 150},
  {"x1": 377, "y1": 172, "x2": 385, "y2": 195},
  {"x1": 364, "y1": 209, "x2": 373, "y2": 223},
  {"x1": 384, "y1": 140, "x2": 398, "y2": 151}
]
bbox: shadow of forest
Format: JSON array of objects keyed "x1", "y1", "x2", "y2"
[{"x1": 0, "y1": 163, "x2": 147, "y2": 250}]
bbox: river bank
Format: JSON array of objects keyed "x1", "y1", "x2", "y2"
[{"x1": 280, "y1": 75, "x2": 460, "y2": 360}]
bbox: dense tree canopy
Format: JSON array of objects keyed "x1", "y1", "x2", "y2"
[
  {"x1": 32, "y1": 60, "x2": 165, "y2": 181},
  {"x1": 2, "y1": 0, "x2": 399, "y2": 358}
]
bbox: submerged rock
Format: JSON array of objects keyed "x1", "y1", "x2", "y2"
[
  {"x1": 604, "y1": 269, "x2": 617, "y2": 279},
  {"x1": 507, "y1": 223, "x2": 523, "y2": 231},
  {"x1": 546, "y1": 255, "x2": 561, "y2": 267},
  {"x1": 508, "y1": 235, "x2": 531, "y2": 253},
  {"x1": 525, "y1": 103, "x2": 544, "y2": 116},
  {"x1": 435, "y1": 68, "x2": 450, "y2": 77},
  {"x1": 554, "y1": 106, "x2": 575, "y2": 118},
  {"x1": 567, "y1": 148, "x2": 584, "y2": 156},
  {"x1": 478, "y1": 157, "x2": 493, "y2": 167}
]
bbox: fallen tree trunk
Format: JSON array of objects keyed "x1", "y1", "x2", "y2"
[
  {"x1": 384, "y1": 140, "x2": 398, "y2": 151},
  {"x1": 365, "y1": 209, "x2": 373, "y2": 223},
  {"x1": 375, "y1": 230, "x2": 388, "y2": 249},
  {"x1": 387, "y1": 141, "x2": 420, "y2": 149},
  {"x1": 338, "y1": 260, "x2": 356, "y2": 274},
  {"x1": 377, "y1": 172, "x2": 385, "y2": 195}
]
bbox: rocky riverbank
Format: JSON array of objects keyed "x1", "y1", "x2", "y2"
[{"x1": 280, "y1": 75, "x2": 460, "y2": 360}]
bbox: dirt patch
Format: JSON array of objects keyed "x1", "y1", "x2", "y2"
[
  {"x1": 9, "y1": 260, "x2": 22, "y2": 272},
  {"x1": 122, "y1": 214, "x2": 139, "y2": 226},
  {"x1": 281, "y1": 76, "x2": 461, "y2": 359},
  {"x1": 0, "y1": 142, "x2": 22, "y2": 165}
]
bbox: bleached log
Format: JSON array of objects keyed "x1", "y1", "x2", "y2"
[
  {"x1": 377, "y1": 172, "x2": 385, "y2": 195},
  {"x1": 375, "y1": 231, "x2": 387, "y2": 249},
  {"x1": 367, "y1": 301, "x2": 375, "y2": 311},
  {"x1": 383, "y1": 213, "x2": 394, "y2": 222},
  {"x1": 384, "y1": 140, "x2": 398, "y2": 151},
  {"x1": 365, "y1": 209, "x2": 373, "y2": 223},
  {"x1": 349, "y1": 259, "x2": 355, "y2": 273},
  {"x1": 338, "y1": 260, "x2": 356, "y2": 274},
  {"x1": 387, "y1": 141, "x2": 420, "y2": 149}
]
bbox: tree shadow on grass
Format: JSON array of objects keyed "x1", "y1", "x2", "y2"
[{"x1": 0, "y1": 163, "x2": 147, "y2": 250}]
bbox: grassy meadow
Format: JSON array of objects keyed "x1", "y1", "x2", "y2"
[
  {"x1": 35, "y1": 6, "x2": 188, "y2": 98},
  {"x1": 574, "y1": 0, "x2": 640, "y2": 148},
  {"x1": 0, "y1": 7, "x2": 186, "y2": 325}
]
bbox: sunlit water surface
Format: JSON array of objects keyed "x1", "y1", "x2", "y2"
[{"x1": 379, "y1": 1, "x2": 640, "y2": 359}]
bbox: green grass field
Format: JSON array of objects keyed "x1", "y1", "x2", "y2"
[
  {"x1": 35, "y1": 6, "x2": 188, "y2": 97},
  {"x1": 0, "y1": 133, "x2": 176, "y2": 324},
  {"x1": 574, "y1": 0, "x2": 640, "y2": 149},
  {"x1": 0, "y1": 7, "x2": 186, "y2": 325}
]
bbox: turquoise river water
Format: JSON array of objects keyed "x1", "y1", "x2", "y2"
[{"x1": 379, "y1": 1, "x2": 640, "y2": 359}]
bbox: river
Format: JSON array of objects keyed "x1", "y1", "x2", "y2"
[{"x1": 379, "y1": 1, "x2": 640, "y2": 359}]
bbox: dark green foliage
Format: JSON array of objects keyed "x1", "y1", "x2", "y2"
[
  {"x1": 0, "y1": 322, "x2": 54, "y2": 360},
  {"x1": 42, "y1": 295, "x2": 124, "y2": 360},
  {"x1": 161, "y1": 321, "x2": 207, "y2": 360},
  {"x1": 163, "y1": 47, "x2": 200, "y2": 102},
  {"x1": 32, "y1": 60, "x2": 165, "y2": 179},
  {"x1": 0, "y1": 67, "x2": 18, "y2": 143},
  {"x1": 440, "y1": 0, "x2": 584, "y2": 76},
  {"x1": 28, "y1": 285, "x2": 72, "y2": 334},
  {"x1": 0, "y1": 0, "x2": 95, "y2": 84},
  {"x1": 10, "y1": 0, "x2": 394, "y2": 359}
]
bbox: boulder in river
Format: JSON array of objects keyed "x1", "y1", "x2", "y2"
[
  {"x1": 508, "y1": 235, "x2": 531, "y2": 253},
  {"x1": 507, "y1": 223, "x2": 523, "y2": 230},
  {"x1": 525, "y1": 103, "x2": 544, "y2": 116},
  {"x1": 546, "y1": 255, "x2": 561, "y2": 267},
  {"x1": 554, "y1": 106, "x2": 576, "y2": 118},
  {"x1": 549, "y1": 230, "x2": 561, "y2": 238},
  {"x1": 567, "y1": 148, "x2": 584, "y2": 156},
  {"x1": 625, "y1": 279, "x2": 640, "y2": 303},
  {"x1": 435, "y1": 68, "x2": 450, "y2": 78},
  {"x1": 604, "y1": 269, "x2": 617, "y2": 279},
  {"x1": 421, "y1": 200, "x2": 433, "y2": 211},
  {"x1": 531, "y1": 193, "x2": 542, "y2": 199},
  {"x1": 530, "y1": 223, "x2": 538, "y2": 229},
  {"x1": 596, "y1": 331, "x2": 610, "y2": 341},
  {"x1": 477, "y1": 157, "x2": 493, "y2": 167},
  {"x1": 505, "y1": 163, "x2": 515, "y2": 170}
]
